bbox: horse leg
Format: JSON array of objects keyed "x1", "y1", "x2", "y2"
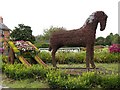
[
  {"x1": 86, "y1": 45, "x2": 90, "y2": 70},
  {"x1": 51, "y1": 49, "x2": 57, "y2": 67},
  {"x1": 89, "y1": 46, "x2": 96, "y2": 68}
]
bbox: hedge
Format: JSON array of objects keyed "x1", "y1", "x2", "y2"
[
  {"x1": 2, "y1": 64, "x2": 120, "y2": 89},
  {"x1": 47, "y1": 70, "x2": 120, "y2": 89},
  {"x1": 38, "y1": 50, "x2": 119, "y2": 64},
  {"x1": 2, "y1": 48, "x2": 119, "y2": 64},
  {"x1": 2, "y1": 64, "x2": 47, "y2": 80}
]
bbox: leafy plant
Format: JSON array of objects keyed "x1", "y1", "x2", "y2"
[
  {"x1": 38, "y1": 51, "x2": 52, "y2": 64},
  {"x1": 2, "y1": 63, "x2": 120, "y2": 89},
  {"x1": 2, "y1": 55, "x2": 8, "y2": 63},
  {"x1": 46, "y1": 70, "x2": 119, "y2": 89},
  {"x1": 3, "y1": 64, "x2": 48, "y2": 80},
  {"x1": 100, "y1": 74, "x2": 120, "y2": 88},
  {"x1": 10, "y1": 24, "x2": 35, "y2": 43},
  {"x1": 38, "y1": 50, "x2": 119, "y2": 64}
]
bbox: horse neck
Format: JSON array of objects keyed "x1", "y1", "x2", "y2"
[
  {"x1": 82, "y1": 20, "x2": 99, "y2": 32},
  {"x1": 79, "y1": 21, "x2": 99, "y2": 39}
]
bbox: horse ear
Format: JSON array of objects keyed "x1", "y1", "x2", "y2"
[{"x1": 96, "y1": 11, "x2": 107, "y2": 18}]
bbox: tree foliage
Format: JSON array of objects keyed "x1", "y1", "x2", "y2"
[
  {"x1": 34, "y1": 26, "x2": 66, "y2": 48},
  {"x1": 35, "y1": 26, "x2": 65, "y2": 43},
  {"x1": 96, "y1": 33, "x2": 120, "y2": 46},
  {"x1": 95, "y1": 37, "x2": 105, "y2": 45},
  {"x1": 43, "y1": 26, "x2": 66, "y2": 41},
  {"x1": 10, "y1": 24, "x2": 35, "y2": 43}
]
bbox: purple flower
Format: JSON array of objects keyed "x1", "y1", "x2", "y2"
[{"x1": 0, "y1": 48, "x2": 4, "y2": 53}]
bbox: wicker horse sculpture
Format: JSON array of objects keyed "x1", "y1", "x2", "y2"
[{"x1": 49, "y1": 11, "x2": 108, "y2": 69}]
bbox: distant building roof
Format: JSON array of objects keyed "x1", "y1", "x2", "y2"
[
  {"x1": 0, "y1": 23, "x2": 10, "y2": 30},
  {"x1": 0, "y1": 16, "x2": 10, "y2": 31}
]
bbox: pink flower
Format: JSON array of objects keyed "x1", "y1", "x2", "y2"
[
  {"x1": 0, "y1": 48, "x2": 4, "y2": 53},
  {"x1": 14, "y1": 41, "x2": 35, "y2": 51},
  {"x1": 109, "y1": 44, "x2": 120, "y2": 53}
]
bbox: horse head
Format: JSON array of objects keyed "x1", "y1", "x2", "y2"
[{"x1": 95, "y1": 11, "x2": 108, "y2": 31}]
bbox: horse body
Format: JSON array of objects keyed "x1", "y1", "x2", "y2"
[{"x1": 49, "y1": 11, "x2": 108, "y2": 68}]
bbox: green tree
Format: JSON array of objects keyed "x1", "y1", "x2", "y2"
[
  {"x1": 43, "y1": 26, "x2": 66, "y2": 42},
  {"x1": 112, "y1": 34, "x2": 120, "y2": 44},
  {"x1": 118, "y1": 35, "x2": 120, "y2": 44},
  {"x1": 95, "y1": 36, "x2": 105, "y2": 45},
  {"x1": 105, "y1": 33, "x2": 113, "y2": 45},
  {"x1": 10, "y1": 24, "x2": 35, "y2": 43},
  {"x1": 104, "y1": 33, "x2": 120, "y2": 45},
  {"x1": 36, "y1": 26, "x2": 66, "y2": 43},
  {"x1": 35, "y1": 35, "x2": 45, "y2": 43},
  {"x1": 34, "y1": 26, "x2": 66, "y2": 48}
]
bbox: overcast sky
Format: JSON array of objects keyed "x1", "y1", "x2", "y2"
[{"x1": 0, "y1": 0, "x2": 119, "y2": 37}]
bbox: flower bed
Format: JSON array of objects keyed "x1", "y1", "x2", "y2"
[{"x1": 14, "y1": 40, "x2": 35, "y2": 52}]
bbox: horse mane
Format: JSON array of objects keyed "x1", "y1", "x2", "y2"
[{"x1": 86, "y1": 12, "x2": 95, "y2": 23}]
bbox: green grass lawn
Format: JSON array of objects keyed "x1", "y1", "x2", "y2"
[
  {"x1": 1, "y1": 63, "x2": 118, "y2": 88},
  {"x1": 1, "y1": 74, "x2": 50, "y2": 88},
  {"x1": 58, "y1": 63, "x2": 118, "y2": 72}
]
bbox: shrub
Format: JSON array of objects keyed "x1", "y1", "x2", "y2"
[
  {"x1": 35, "y1": 43, "x2": 49, "y2": 48},
  {"x1": 94, "y1": 51, "x2": 119, "y2": 63},
  {"x1": 109, "y1": 44, "x2": 120, "y2": 53},
  {"x1": 46, "y1": 71, "x2": 119, "y2": 89},
  {"x1": 38, "y1": 51, "x2": 52, "y2": 64},
  {"x1": 100, "y1": 74, "x2": 120, "y2": 88},
  {"x1": 46, "y1": 69, "x2": 87, "y2": 89},
  {"x1": 39, "y1": 43, "x2": 49, "y2": 48},
  {"x1": 3, "y1": 64, "x2": 48, "y2": 80},
  {"x1": 39, "y1": 51, "x2": 85, "y2": 64},
  {"x1": 46, "y1": 69, "x2": 68, "y2": 88},
  {"x1": 56, "y1": 52, "x2": 84, "y2": 64},
  {"x1": 2, "y1": 64, "x2": 120, "y2": 89},
  {"x1": 38, "y1": 51, "x2": 119, "y2": 64}
]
